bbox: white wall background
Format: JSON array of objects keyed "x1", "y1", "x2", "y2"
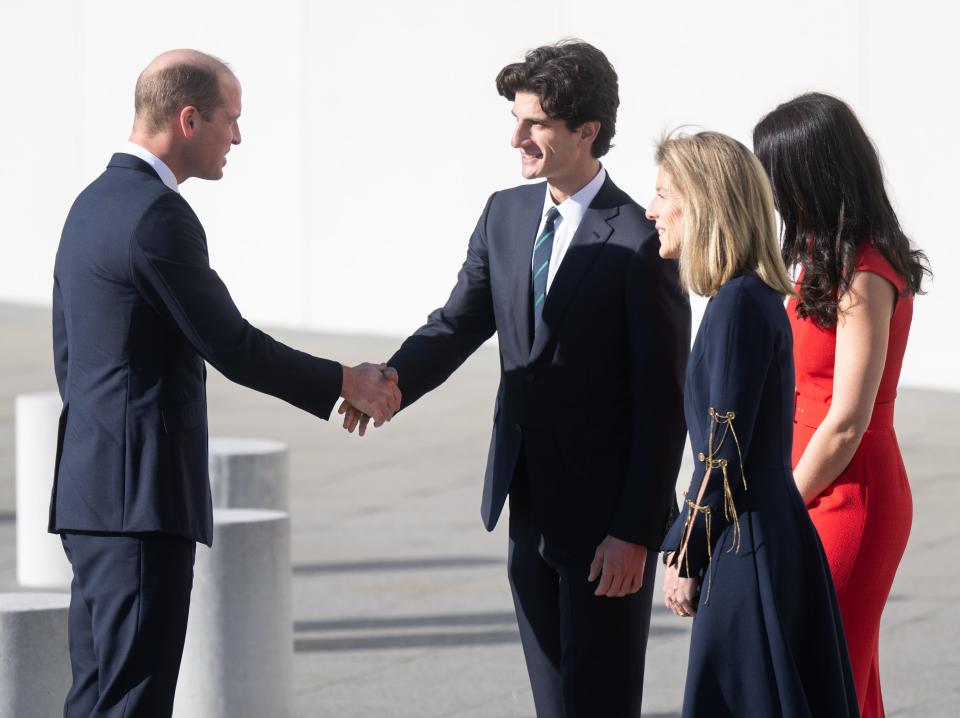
[{"x1": 1, "y1": 0, "x2": 956, "y2": 390}]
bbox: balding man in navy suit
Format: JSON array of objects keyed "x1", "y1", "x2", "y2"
[{"x1": 51, "y1": 49, "x2": 400, "y2": 716}]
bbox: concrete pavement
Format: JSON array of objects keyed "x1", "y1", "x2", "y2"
[{"x1": 0, "y1": 301, "x2": 956, "y2": 717}]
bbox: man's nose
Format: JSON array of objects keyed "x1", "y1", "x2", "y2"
[
  {"x1": 511, "y1": 124, "x2": 527, "y2": 149},
  {"x1": 232, "y1": 122, "x2": 242, "y2": 145}
]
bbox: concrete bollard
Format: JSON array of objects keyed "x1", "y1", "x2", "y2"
[
  {"x1": 208, "y1": 438, "x2": 288, "y2": 512},
  {"x1": 15, "y1": 391, "x2": 72, "y2": 589},
  {"x1": 173, "y1": 509, "x2": 292, "y2": 718},
  {"x1": 0, "y1": 592, "x2": 71, "y2": 718}
]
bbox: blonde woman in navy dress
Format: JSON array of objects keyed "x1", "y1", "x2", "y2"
[{"x1": 650, "y1": 131, "x2": 860, "y2": 717}]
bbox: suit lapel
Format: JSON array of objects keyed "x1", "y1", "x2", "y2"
[{"x1": 529, "y1": 191, "x2": 619, "y2": 364}]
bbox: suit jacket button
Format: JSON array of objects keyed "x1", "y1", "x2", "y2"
[{"x1": 525, "y1": 373, "x2": 535, "y2": 384}]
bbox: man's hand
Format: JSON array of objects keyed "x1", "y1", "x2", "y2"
[
  {"x1": 339, "y1": 363, "x2": 400, "y2": 429},
  {"x1": 587, "y1": 535, "x2": 648, "y2": 598},
  {"x1": 662, "y1": 556, "x2": 698, "y2": 618},
  {"x1": 339, "y1": 400, "x2": 368, "y2": 435}
]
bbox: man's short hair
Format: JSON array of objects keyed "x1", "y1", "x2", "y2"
[
  {"x1": 495, "y1": 40, "x2": 619, "y2": 158},
  {"x1": 134, "y1": 54, "x2": 229, "y2": 134}
]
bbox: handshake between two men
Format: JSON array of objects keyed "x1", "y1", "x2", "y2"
[{"x1": 339, "y1": 362, "x2": 401, "y2": 434}]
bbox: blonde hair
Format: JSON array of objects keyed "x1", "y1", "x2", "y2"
[{"x1": 655, "y1": 130, "x2": 794, "y2": 298}]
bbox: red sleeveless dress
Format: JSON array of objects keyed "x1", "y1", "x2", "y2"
[{"x1": 789, "y1": 243, "x2": 913, "y2": 718}]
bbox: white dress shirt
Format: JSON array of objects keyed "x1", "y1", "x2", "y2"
[
  {"x1": 122, "y1": 141, "x2": 179, "y2": 193},
  {"x1": 533, "y1": 166, "x2": 607, "y2": 293}
]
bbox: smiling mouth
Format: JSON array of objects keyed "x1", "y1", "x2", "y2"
[{"x1": 520, "y1": 149, "x2": 543, "y2": 161}]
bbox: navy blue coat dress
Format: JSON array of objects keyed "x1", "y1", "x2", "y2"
[{"x1": 662, "y1": 274, "x2": 860, "y2": 717}]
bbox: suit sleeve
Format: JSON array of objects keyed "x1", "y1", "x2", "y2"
[
  {"x1": 608, "y1": 232, "x2": 691, "y2": 548},
  {"x1": 52, "y1": 276, "x2": 67, "y2": 401},
  {"x1": 129, "y1": 192, "x2": 343, "y2": 419},
  {"x1": 662, "y1": 286, "x2": 772, "y2": 577},
  {"x1": 387, "y1": 193, "x2": 498, "y2": 407}
]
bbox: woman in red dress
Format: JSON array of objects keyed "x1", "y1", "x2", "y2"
[{"x1": 753, "y1": 93, "x2": 931, "y2": 718}]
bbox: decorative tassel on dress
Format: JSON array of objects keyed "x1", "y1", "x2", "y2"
[{"x1": 677, "y1": 407, "x2": 747, "y2": 603}]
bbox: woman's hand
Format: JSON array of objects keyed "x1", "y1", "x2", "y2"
[{"x1": 663, "y1": 558, "x2": 699, "y2": 618}]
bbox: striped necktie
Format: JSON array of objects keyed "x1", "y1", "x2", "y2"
[{"x1": 532, "y1": 206, "x2": 561, "y2": 338}]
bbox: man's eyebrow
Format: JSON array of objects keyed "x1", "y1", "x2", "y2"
[{"x1": 510, "y1": 112, "x2": 548, "y2": 122}]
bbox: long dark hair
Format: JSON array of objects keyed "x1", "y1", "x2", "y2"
[{"x1": 753, "y1": 92, "x2": 930, "y2": 328}]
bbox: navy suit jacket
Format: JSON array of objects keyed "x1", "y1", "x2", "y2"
[
  {"x1": 389, "y1": 176, "x2": 691, "y2": 554},
  {"x1": 51, "y1": 153, "x2": 343, "y2": 545}
]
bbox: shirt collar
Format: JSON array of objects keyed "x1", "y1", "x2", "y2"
[
  {"x1": 122, "y1": 141, "x2": 179, "y2": 193},
  {"x1": 541, "y1": 165, "x2": 607, "y2": 224}
]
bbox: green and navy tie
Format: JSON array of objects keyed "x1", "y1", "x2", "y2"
[{"x1": 532, "y1": 206, "x2": 561, "y2": 338}]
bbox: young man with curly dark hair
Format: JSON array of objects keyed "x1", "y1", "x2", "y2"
[{"x1": 342, "y1": 40, "x2": 691, "y2": 716}]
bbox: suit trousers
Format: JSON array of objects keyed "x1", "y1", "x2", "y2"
[
  {"x1": 60, "y1": 531, "x2": 196, "y2": 718},
  {"x1": 507, "y1": 467, "x2": 657, "y2": 718}
]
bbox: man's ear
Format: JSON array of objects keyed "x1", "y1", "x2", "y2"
[
  {"x1": 178, "y1": 106, "x2": 198, "y2": 139},
  {"x1": 578, "y1": 120, "x2": 600, "y2": 147}
]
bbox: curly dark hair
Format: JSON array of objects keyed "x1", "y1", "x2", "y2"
[
  {"x1": 495, "y1": 40, "x2": 619, "y2": 158},
  {"x1": 753, "y1": 93, "x2": 930, "y2": 328}
]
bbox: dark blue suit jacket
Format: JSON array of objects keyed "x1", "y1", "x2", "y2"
[
  {"x1": 50, "y1": 153, "x2": 343, "y2": 545},
  {"x1": 389, "y1": 176, "x2": 691, "y2": 553}
]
